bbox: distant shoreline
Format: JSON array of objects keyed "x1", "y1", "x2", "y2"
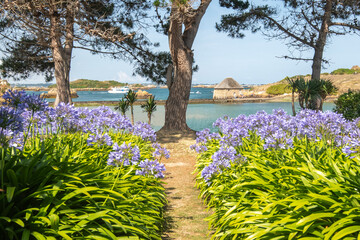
[
  {"x1": 15, "y1": 86, "x2": 215, "y2": 92},
  {"x1": 68, "y1": 96, "x2": 336, "y2": 107}
]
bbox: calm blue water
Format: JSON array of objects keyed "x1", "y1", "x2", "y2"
[
  {"x1": 111, "y1": 102, "x2": 335, "y2": 131},
  {"x1": 26, "y1": 88, "x2": 336, "y2": 131},
  {"x1": 27, "y1": 87, "x2": 214, "y2": 102}
]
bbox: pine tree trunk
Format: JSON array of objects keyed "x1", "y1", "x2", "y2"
[
  {"x1": 161, "y1": 0, "x2": 212, "y2": 132},
  {"x1": 50, "y1": 5, "x2": 74, "y2": 106},
  {"x1": 163, "y1": 48, "x2": 193, "y2": 130},
  {"x1": 310, "y1": 0, "x2": 331, "y2": 111},
  {"x1": 53, "y1": 52, "x2": 72, "y2": 106}
]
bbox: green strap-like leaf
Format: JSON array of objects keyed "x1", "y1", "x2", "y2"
[
  {"x1": 296, "y1": 213, "x2": 335, "y2": 226},
  {"x1": 6, "y1": 186, "x2": 16, "y2": 202},
  {"x1": 332, "y1": 226, "x2": 360, "y2": 240}
]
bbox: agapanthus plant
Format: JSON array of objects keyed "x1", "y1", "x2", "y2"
[
  {"x1": 193, "y1": 109, "x2": 360, "y2": 182},
  {"x1": 0, "y1": 91, "x2": 167, "y2": 179}
]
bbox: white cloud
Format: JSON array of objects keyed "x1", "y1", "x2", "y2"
[{"x1": 116, "y1": 71, "x2": 146, "y2": 84}]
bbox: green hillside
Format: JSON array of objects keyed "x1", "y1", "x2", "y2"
[
  {"x1": 49, "y1": 79, "x2": 129, "y2": 89},
  {"x1": 255, "y1": 66, "x2": 360, "y2": 95}
]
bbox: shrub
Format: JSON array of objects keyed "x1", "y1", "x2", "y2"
[
  {"x1": 331, "y1": 68, "x2": 358, "y2": 75},
  {"x1": 334, "y1": 90, "x2": 360, "y2": 120},
  {"x1": 192, "y1": 109, "x2": 360, "y2": 239},
  {"x1": 266, "y1": 84, "x2": 291, "y2": 95}
]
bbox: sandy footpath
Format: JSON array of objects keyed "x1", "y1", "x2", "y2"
[{"x1": 157, "y1": 131, "x2": 212, "y2": 240}]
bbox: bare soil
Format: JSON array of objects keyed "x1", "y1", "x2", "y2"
[{"x1": 156, "y1": 131, "x2": 212, "y2": 240}]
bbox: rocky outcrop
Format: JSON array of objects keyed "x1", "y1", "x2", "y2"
[
  {"x1": 136, "y1": 90, "x2": 152, "y2": 99},
  {"x1": 40, "y1": 89, "x2": 79, "y2": 98}
]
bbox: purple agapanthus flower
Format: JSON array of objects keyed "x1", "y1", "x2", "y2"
[
  {"x1": 201, "y1": 146, "x2": 246, "y2": 184},
  {"x1": 87, "y1": 133, "x2": 113, "y2": 147},
  {"x1": 2, "y1": 89, "x2": 28, "y2": 110},
  {"x1": 107, "y1": 142, "x2": 141, "y2": 166},
  {"x1": 152, "y1": 143, "x2": 170, "y2": 159},
  {"x1": 136, "y1": 159, "x2": 166, "y2": 178}
]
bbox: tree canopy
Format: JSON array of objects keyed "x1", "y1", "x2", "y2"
[
  {"x1": 217, "y1": 0, "x2": 360, "y2": 79},
  {"x1": 0, "y1": 0, "x2": 158, "y2": 104}
]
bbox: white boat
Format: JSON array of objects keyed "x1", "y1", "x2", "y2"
[{"x1": 108, "y1": 86, "x2": 130, "y2": 94}]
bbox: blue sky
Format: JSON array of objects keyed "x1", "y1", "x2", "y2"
[{"x1": 9, "y1": 1, "x2": 360, "y2": 85}]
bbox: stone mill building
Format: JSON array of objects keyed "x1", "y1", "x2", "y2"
[{"x1": 213, "y1": 77, "x2": 244, "y2": 99}]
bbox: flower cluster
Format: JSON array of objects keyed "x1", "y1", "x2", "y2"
[
  {"x1": 193, "y1": 109, "x2": 360, "y2": 182},
  {"x1": 190, "y1": 128, "x2": 220, "y2": 153},
  {"x1": 107, "y1": 142, "x2": 141, "y2": 166},
  {"x1": 136, "y1": 159, "x2": 166, "y2": 178},
  {"x1": 132, "y1": 122, "x2": 157, "y2": 142},
  {"x1": 0, "y1": 90, "x2": 158, "y2": 147},
  {"x1": 196, "y1": 109, "x2": 360, "y2": 154},
  {"x1": 201, "y1": 146, "x2": 246, "y2": 183},
  {"x1": 87, "y1": 133, "x2": 113, "y2": 147},
  {"x1": 2, "y1": 89, "x2": 49, "y2": 112},
  {"x1": 152, "y1": 143, "x2": 170, "y2": 159},
  {"x1": 106, "y1": 142, "x2": 167, "y2": 178}
]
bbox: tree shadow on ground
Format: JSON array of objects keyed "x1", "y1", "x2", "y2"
[{"x1": 156, "y1": 129, "x2": 197, "y2": 144}]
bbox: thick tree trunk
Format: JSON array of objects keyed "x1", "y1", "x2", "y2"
[
  {"x1": 310, "y1": 0, "x2": 331, "y2": 110},
  {"x1": 53, "y1": 52, "x2": 72, "y2": 106},
  {"x1": 163, "y1": 49, "x2": 193, "y2": 130},
  {"x1": 50, "y1": 4, "x2": 74, "y2": 106},
  {"x1": 161, "y1": 0, "x2": 212, "y2": 132},
  {"x1": 311, "y1": 48, "x2": 324, "y2": 81},
  {"x1": 148, "y1": 113, "x2": 151, "y2": 125}
]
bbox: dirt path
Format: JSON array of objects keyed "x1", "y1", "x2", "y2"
[{"x1": 157, "y1": 132, "x2": 212, "y2": 240}]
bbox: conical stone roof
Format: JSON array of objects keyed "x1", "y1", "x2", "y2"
[{"x1": 215, "y1": 77, "x2": 242, "y2": 89}]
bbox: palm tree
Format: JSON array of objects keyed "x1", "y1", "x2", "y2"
[
  {"x1": 141, "y1": 96, "x2": 157, "y2": 125},
  {"x1": 288, "y1": 77, "x2": 337, "y2": 112},
  {"x1": 286, "y1": 77, "x2": 297, "y2": 116},
  {"x1": 318, "y1": 79, "x2": 338, "y2": 111},
  {"x1": 125, "y1": 89, "x2": 137, "y2": 125},
  {"x1": 114, "y1": 97, "x2": 129, "y2": 116}
]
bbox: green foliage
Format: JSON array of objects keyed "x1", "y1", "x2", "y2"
[
  {"x1": 334, "y1": 90, "x2": 360, "y2": 120},
  {"x1": 49, "y1": 79, "x2": 130, "y2": 89},
  {"x1": 195, "y1": 135, "x2": 360, "y2": 239},
  {"x1": 266, "y1": 83, "x2": 291, "y2": 95},
  {"x1": 141, "y1": 96, "x2": 157, "y2": 124},
  {"x1": 287, "y1": 77, "x2": 337, "y2": 110},
  {"x1": 126, "y1": 90, "x2": 137, "y2": 125},
  {"x1": 331, "y1": 68, "x2": 359, "y2": 75},
  {"x1": 0, "y1": 37, "x2": 54, "y2": 82},
  {"x1": 0, "y1": 133, "x2": 166, "y2": 239},
  {"x1": 115, "y1": 97, "x2": 130, "y2": 115}
]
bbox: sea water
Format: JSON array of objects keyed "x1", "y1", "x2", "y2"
[
  {"x1": 26, "y1": 88, "x2": 335, "y2": 131},
  {"x1": 26, "y1": 87, "x2": 214, "y2": 102},
  {"x1": 113, "y1": 102, "x2": 335, "y2": 131}
]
